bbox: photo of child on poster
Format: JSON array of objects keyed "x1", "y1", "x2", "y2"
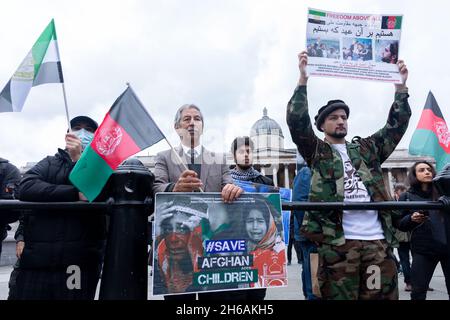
[
  {"x1": 239, "y1": 198, "x2": 287, "y2": 288},
  {"x1": 342, "y1": 37, "x2": 373, "y2": 61},
  {"x1": 152, "y1": 193, "x2": 287, "y2": 296}
]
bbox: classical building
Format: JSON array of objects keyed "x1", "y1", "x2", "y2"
[
  {"x1": 137, "y1": 108, "x2": 435, "y2": 193},
  {"x1": 246, "y1": 107, "x2": 296, "y2": 188}
]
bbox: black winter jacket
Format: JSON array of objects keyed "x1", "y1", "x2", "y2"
[
  {"x1": 0, "y1": 158, "x2": 21, "y2": 241},
  {"x1": 17, "y1": 149, "x2": 107, "y2": 269},
  {"x1": 398, "y1": 188, "x2": 446, "y2": 256}
]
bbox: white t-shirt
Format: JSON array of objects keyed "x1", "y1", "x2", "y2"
[{"x1": 331, "y1": 144, "x2": 384, "y2": 240}]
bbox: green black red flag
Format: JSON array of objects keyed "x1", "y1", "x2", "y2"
[
  {"x1": 70, "y1": 86, "x2": 165, "y2": 201},
  {"x1": 409, "y1": 91, "x2": 450, "y2": 171}
]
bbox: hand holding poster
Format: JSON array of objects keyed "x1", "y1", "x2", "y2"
[
  {"x1": 152, "y1": 193, "x2": 287, "y2": 296},
  {"x1": 306, "y1": 8, "x2": 403, "y2": 83}
]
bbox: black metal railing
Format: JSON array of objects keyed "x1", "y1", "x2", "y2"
[
  {"x1": 1, "y1": 198, "x2": 450, "y2": 300},
  {"x1": 2, "y1": 199, "x2": 449, "y2": 211},
  {"x1": 282, "y1": 200, "x2": 450, "y2": 211}
]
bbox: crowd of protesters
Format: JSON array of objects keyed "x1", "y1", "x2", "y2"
[{"x1": 0, "y1": 49, "x2": 449, "y2": 301}]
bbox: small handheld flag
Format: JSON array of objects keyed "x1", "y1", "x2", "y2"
[{"x1": 69, "y1": 85, "x2": 165, "y2": 201}]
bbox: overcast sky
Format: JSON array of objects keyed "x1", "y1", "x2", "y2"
[{"x1": 1, "y1": 0, "x2": 449, "y2": 169}]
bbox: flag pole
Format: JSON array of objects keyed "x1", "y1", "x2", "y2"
[
  {"x1": 163, "y1": 137, "x2": 204, "y2": 193},
  {"x1": 61, "y1": 82, "x2": 71, "y2": 131},
  {"x1": 125, "y1": 83, "x2": 204, "y2": 193},
  {"x1": 52, "y1": 19, "x2": 71, "y2": 131}
]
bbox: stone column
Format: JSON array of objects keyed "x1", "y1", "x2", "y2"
[
  {"x1": 284, "y1": 165, "x2": 289, "y2": 188},
  {"x1": 387, "y1": 169, "x2": 393, "y2": 195},
  {"x1": 272, "y1": 167, "x2": 278, "y2": 187}
]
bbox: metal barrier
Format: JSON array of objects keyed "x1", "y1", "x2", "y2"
[
  {"x1": 2, "y1": 199, "x2": 448, "y2": 211},
  {"x1": 0, "y1": 159, "x2": 154, "y2": 300}
]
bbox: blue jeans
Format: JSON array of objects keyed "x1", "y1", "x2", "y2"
[{"x1": 299, "y1": 240, "x2": 319, "y2": 300}]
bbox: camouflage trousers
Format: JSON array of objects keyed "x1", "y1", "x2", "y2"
[{"x1": 317, "y1": 239, "x2": 398, "y2": 300}]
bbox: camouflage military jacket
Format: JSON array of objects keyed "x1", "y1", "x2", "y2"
[{"x1": 286, "y1": 85, "x2": 411, "y2": 247}]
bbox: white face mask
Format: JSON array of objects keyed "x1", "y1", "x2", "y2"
[{"x1": 73, "y1": 128, "x2": 94, "y2": 150}]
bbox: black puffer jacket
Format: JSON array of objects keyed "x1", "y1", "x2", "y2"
[
  {"x1": 398, "y1": 188, "x2": 446, "y2": 256},
  {"x1": 17, "y1": 149, "x2": 107, "y2": 269}
]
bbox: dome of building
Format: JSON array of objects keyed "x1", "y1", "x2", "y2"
[{"x1": 250, "y1": 108, "x2": 284, "y2": 138}]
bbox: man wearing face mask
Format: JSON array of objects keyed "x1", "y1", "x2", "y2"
[{"x1": 9, "y1": 116, "x2": 107, "y2": 300}]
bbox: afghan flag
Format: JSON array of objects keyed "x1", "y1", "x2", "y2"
[
  {"x1": 409, "y1": 91, "x2": 450, "y2": 171},
  {"x1": 0, "y1": 19, "x2": 63, "y2": 113},
  {"x1": 382, "y1": 16, "x2": 402, "y2": 29},
  {"x1": 69, "y1": 86, "x2": 165, "y2": 201}
]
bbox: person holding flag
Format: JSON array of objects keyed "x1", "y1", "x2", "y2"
[
  {"x1": 152, "y1": 103, "x2": 243, "y2": 300},
  {"x1": 10, "y1": 116, "x2": 107, "y2": 300},
  {"x1": 152, "y1": 103, "x2": 243, "y2": 203}
]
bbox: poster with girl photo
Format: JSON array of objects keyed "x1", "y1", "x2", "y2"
[{"x1": 152, "y1": 192, "x2": 287, "y2": 296}]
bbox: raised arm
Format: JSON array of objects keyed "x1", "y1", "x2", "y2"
[
  {"x1": 366, "y1": 60, "x2": 411, "y2": 163},
  {"x1": 286, "y1": 51, "x2": 319, "y2": 165}
]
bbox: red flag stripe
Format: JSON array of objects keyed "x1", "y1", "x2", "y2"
[
  {"x1": 91, "y1": 113, "x2": 141, "y2": 169},
  {"x1": 416, "y1": 109, "x2": 450, "y2": 154}
]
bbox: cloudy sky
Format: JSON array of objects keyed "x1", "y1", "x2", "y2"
[{"x1": 1, "y1": 0, "x2": 449, "y2": 169}]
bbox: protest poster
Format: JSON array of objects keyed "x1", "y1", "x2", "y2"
[
  {"x1": 232, "y1": 179, "x2": 293, "y2": 250},
  {"x1": 152, "y1": 192, "x2": 287, "y2": 296},
  {"x1": 306, "y1": 8, "x2": 403, "y2": 83}
]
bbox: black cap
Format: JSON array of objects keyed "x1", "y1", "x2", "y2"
[
  {"x1": 70, "y1": 116, "x2": 98, "y2": 131},
  {"x1": 314, "y1": 100, "x2": 350, "y2": 132}
]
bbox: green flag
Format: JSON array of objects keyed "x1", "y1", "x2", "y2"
[{"x1": 0, "y1": 19, "x2": 64, "y2": 113}]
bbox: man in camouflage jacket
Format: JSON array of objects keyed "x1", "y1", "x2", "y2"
[{"x1": 286, "y1": 51, "x2": 411, "y2": 300}]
